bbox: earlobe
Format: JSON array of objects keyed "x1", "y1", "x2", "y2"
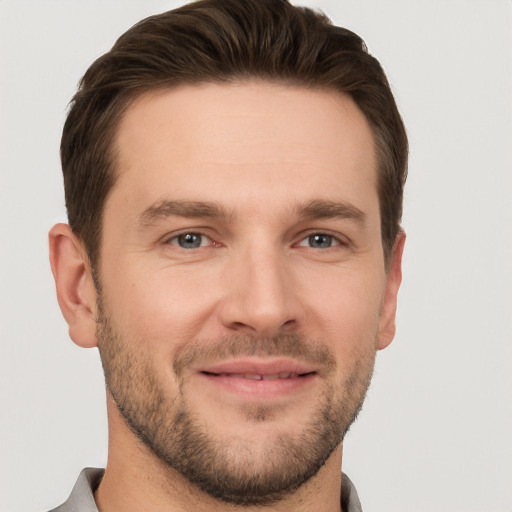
[
  {"x1": 49, "y1": 223, "x2": 99, "y2": 348},
  {"x1": 377, "y1": 230, "x2": 406, "y2": 350}
]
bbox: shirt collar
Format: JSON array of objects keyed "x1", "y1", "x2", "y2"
[{"x1": 52, "y1": 467, "x2": 363, "y2": 512}]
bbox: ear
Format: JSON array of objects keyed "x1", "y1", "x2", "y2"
[
  {"x1": 49, "y1": 223, "x2": 99, "y2": 348},
  {"x1": 377, "y1": 230, "x2": 406, "y2": 350}
]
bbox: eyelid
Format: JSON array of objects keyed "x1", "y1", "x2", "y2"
[
  {"x1": 294, "y1": 230, "x2": 349, "y2": 248},
  {"x1": 162, "y1": 229, "x2": 219, "y2": 248},
  {"x1": 159, "y1": 228, "x2": 349, "y2": 249}
]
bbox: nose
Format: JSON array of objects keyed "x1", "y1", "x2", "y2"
[{"x1": 218, "y1": 243, "x2": 301, "y2": 338}]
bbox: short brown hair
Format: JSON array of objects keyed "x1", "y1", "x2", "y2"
[{"x1": 61, "y1": 0, "x2": 407, "y2": 269}]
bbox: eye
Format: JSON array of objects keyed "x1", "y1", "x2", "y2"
[
  {"x1": 298, "y1": 233, "x2": 341, "y2": 249},
  {"x1": 169, "y1": 232, "x2": 210, "y2": 249}
]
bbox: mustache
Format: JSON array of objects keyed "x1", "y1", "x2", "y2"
[{"x1": 173, "y1": 333, "x2": 336, "y2": 377}]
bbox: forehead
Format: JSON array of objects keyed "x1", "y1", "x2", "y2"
[{"x1": 110, "y1": 81, "x2": 378, "y2": 220}]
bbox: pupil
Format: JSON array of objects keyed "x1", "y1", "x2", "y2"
[
  {"x1": 310, "y1": 234, "x2": 331, "y2": 248},
  {"x1": 178, "y1": 233, "x2": 201, "y2": 248}
]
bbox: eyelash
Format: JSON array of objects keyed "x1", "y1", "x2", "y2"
[
  {"x1": 296, "y1": 233, "x2": 343, "y2": 249},
  {"x1": 164, "y1": 231, "x2": 347, "y2": 250},
  {"x1": 166, "y1": 232, "x2": 218, "y2": 249}
]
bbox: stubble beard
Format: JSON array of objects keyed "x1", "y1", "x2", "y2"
[{"x1": 96, "y1": 300, "x2": 376, "y2": 506}]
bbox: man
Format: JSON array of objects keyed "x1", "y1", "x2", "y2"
[{"x1": 48, "y1": 0, "x2": 407, "y2": 510}]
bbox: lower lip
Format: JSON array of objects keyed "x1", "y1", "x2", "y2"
[{"x1": 198, "y1": 372, "x2": 317, "y2": 398}]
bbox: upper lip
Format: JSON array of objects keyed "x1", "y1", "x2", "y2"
[{"x1": 199, "y1": 358, "x2": 317, "y2": 376}]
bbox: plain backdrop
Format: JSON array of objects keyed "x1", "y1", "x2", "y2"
[{"x1": 1, "y1": 1, "x2": 511, "y2": 511}]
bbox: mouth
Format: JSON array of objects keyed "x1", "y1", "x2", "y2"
[
  {"x1": 202, "y1": 371, "x2": 312, "y2": 380},
  {"x1": 197, "y1": 359, "x2": 318, "y2": 398}
]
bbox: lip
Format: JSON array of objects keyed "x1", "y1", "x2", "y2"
[
  {"x1": 200, "y1": 358, "x2": 317, "y2": 376},
  {"x1": 197, "y1": 358, "x2": 318, "y2": 398}
]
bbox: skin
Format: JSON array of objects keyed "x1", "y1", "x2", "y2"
[{"x1": 49, "y1": 81, "x2": 405, "y2": 512}]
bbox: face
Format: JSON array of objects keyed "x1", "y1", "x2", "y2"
[{"x1": 95, "y1": 82, "x2": 401, "y2": 505}]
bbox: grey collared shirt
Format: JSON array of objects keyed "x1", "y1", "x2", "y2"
[{"x1": 49, "y1": 467, "x2": 363, "y2": 512}]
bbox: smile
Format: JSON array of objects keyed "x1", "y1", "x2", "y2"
[
  {"x1": 197, "y1": 359, "x2": 318, "y2": 398},
  {"x1": 202, "y1": 372, "x2": 310, "y2": 380},
  {"x1": 199, "y1": 358, "x2": 317, "y2": 376}
]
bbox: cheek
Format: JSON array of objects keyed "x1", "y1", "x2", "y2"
[
  {"x1": 100, "y1": 252, "x2": 387, "y2": 359},
  {"x1": 100, "y1": 263, "x2": 221, "y2": 350},
  {"x1": 305, "y1": 268, "x2": 385, "y2": 354}
]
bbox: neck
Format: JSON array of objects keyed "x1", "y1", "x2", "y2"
[{"x1": 95, "y1": 398, "x2": 344, "y2": 512}]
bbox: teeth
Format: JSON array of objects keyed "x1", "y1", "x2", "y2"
[
  {"x1": 262, "y1": 373, "x2": 296, "y2": 380},
  {"x1": 217, "y1": 372, "x2": 299, "y2": 380},
  {"x1": 217, "y1": 373, "x2": 262, "y2": 380},
  {"x1": 262, "y1": 374, "x2": 280, "y2": 380}
]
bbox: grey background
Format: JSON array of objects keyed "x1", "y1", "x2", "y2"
[{"x1": 1, "y1": 1, "x2": 511, "y2": 511}]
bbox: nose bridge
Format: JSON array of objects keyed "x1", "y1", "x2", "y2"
[{"x1": 220, "y1": 234, "x2": 297, "y2": 336}]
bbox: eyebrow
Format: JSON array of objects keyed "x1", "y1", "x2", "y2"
[
  {"x1": 138, "y1": 200, "x2": 234, "y2": 226},
  {"x1": 137, "y1": 198, "x2": 366, "y2": 227},
  {"x1": 295, "y1": 199, "x2": 366, "y2": 225}
]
